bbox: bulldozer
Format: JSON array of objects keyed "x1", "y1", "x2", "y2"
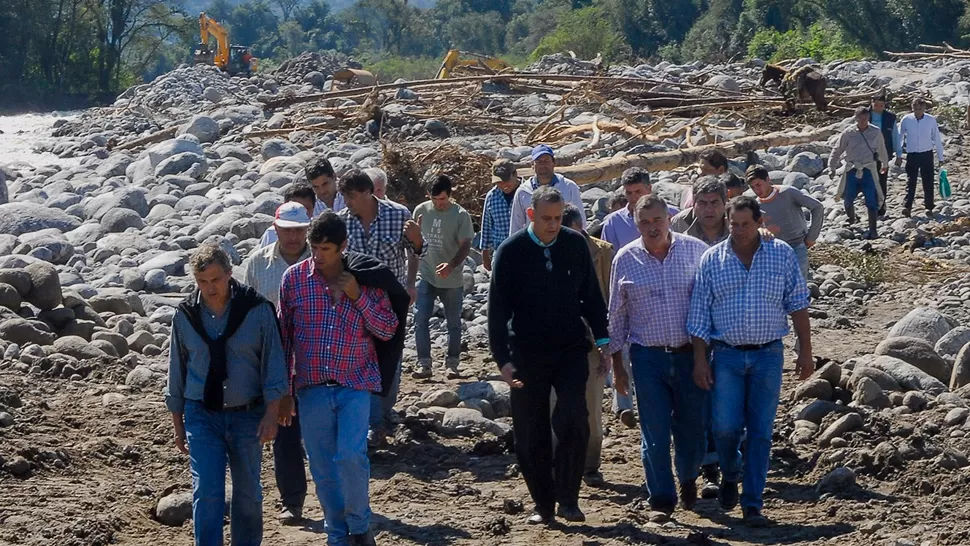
[
  {"x1": 435, "y1": 49, "x2": 512, "y2": 79},
  {"x1": 193, "y1": 13, "x2": 258, "y2": 76}
]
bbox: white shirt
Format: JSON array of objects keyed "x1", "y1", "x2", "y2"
[
  {"x1": 508, "y1": 174, "x2": 586, "y2": 236},
  {"x1": 241, "y1": 242, "x2": 309, "y2": 306},
  {"x1": 313, "y1": 193, "x2": 346, "y2": 217},
  {"x1": 899, "y1": 113, "x2": 944, "y2": 161}
]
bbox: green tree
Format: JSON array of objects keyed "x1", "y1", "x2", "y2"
[
  {"x1": 675, "y1": 0, "x2": 745, "y2": 62},
  {"x1": 531, "y1": 5, "x2": 632, "y2": 61}
]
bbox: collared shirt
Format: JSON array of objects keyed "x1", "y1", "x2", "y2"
[
  {"x1": 242, "y1": 242, "x2": 310, "y2": 306},
  {"x1": 870, "y1": 110, "x2": 900, "y2": 158},
  {"x1": 602, "y1": 204, "x2": 679, "y2": 255},
  {"x1": 509, "y1": 174, "x2": 586, "y2": 235},
  {"x1": 338, "y1": 197, "x2": 423, "y2": 287},
  {"x1": 313, "y1": 193, "x2": 346, "y2": 216},
  {"x1": 278, "y1": 259, "x2": 399, "y2": 393},
  {"x1": 608, "y1": 232, "x2": 709, "y2": 354},
  {"x1": 671, "y1": 207, "x2": 729, "y2": 246},
  {"x1": 828, "y1": 124, "x2": 889, "y2": 173},
  {"x1": 479, "y1": 185, "x2": 517, "y2": 251},
  {"x1": 165, "y1": 296, "x2": 289, "y2": 413},
  {"x1": 687, "y1": 238, "x2": 810, "y2": 346},
  {"x1": 898, "y1": 113, "x2": 944, "y2": 161}
]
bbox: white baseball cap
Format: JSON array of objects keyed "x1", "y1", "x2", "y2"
[{"x1": 274, "y1": 202, "x2": 311, "y2": 228}]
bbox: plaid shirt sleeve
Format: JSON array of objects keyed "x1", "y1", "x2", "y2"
[
  {"x1": 354, "y1": 286, "x2": 399, "y2": 341},
  {"x1": 783, "y1": 249, "x2": 811, "y2": 314},
  {"x1": 687, "y1": 252, "x2": 715, "y2": 344},
  {"x1": 607, "y1": 251, "x2": 629, "y2": 355},
  {"x1": 480, "y1": 192, "x2": 495, "y2": 251},
  {"x1": 278, "y1": 268, "x2": 296, "y2": 393}
]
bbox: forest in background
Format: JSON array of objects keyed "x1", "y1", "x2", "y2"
[{"x1": 1, "y1": 0, "x2": 969, "y2": 111}]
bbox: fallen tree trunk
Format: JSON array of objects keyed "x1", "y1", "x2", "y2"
[
  {"x1": 520, "y1": 123, "x2": 842, "y2": 185},
  {"x1": 112, "y1": 126, "x2": 178, "y2": 151}
]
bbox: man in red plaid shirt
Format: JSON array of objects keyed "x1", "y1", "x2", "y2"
[{"x1": 278, "y1": 211, "x2": 398, "y2": 546}]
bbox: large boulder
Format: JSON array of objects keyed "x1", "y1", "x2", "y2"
[
  {"x1": 147, "y1": 138, "x2": 205, "y2": 168},
  {"x1": 0, "y1": 202, "x2": 81, "y2": 236},
  {"x1": 100, "y1": 208, "x2": 145, "y2": 233},
  {"x1": 0, "y1": 269, "x2": 32, "y2": 296},
  {"x1": 888, "y1": 307, "x2": 953, "y2": 346},
  {"x1": 951, "y1": 343, "x2": 970, "y2": 390},
  {"x1": 704, "y1": 75, "x2": 740, "y2": 93},
  {"x1": 154, "y1": 152, "x2": 206, "y2": 179},
  {"x1": 439, "y1": 408, "x2": 511, "y2": 437},
  {"x1": 936, "y1": 326, "x2": 970, "y2": 358},
  {"x1": 0, "y1": 283, "x2": 21, "y2": 311},
  {"x1": 24, "y1": 262, "x2": 62, "y2": 311},
  {"x1": 874, "y1": 336, "x2": 952, "y2": 384},
  {"x1": 210, "y1": 160, "x2": 248, "y2": 184},
  {"x1": 95, "y1": 154, "x2": 135, "y2": 178},
  {"x1": 53, "y1": 336, "x2": 107, "y2": 360},
  {"x1": 0, "y1": 318, "x2": 56, "y2": 346},
  {"x1": 87, "y1": 294, "x2": 132, "y2": 315},
  {"x1": 869, "y1": 355, "x2": 947, "y2": 395},
  {"x1": 138, "y1": 251, "x2": 189, "y2": 276},
  {"x1": 848, "y1": 366, "x2": 902, "y2": 392},
  {"x1": 154, "y1": 491, "x2": 193, "y2": 526},
  {"x1": 260, "y1": 139, "x2": 299, "y2": 160},
  {"x1": 178, "y1": 115, "x2": 221, "y2": 144},
  {"x1": 786, "y1": 152, "x2": 825, "y2": 177}
]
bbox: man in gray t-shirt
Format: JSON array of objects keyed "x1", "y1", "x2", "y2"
[
  {"x1": 411, "y1": 175, "x2": 475, "y2": 379},
  {"x1": 744, "y1": 166, "x2": 824, "y2": 278}
]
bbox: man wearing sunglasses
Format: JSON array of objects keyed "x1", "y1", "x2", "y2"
[{"x1": 488, "y1": 186, "x2": 609, "y2": 525}]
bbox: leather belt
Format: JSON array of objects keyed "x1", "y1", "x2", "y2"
[
  {"x1": 716, "y1": 340, "x2": 779, "y2": 351},
  {"x1": 646, "y1": 344, "x2": 693, "y2": 354},
  {"x1": 223, "y1": 396, "x2": 264, "y2": 412}
]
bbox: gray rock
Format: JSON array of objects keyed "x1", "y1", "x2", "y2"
[
  {"x1": 417, "y1": 389, "x2": 460, "y2": 408},
  {"x1": 0, "y1": 202, "x2": 81, "y2": 236},
  {"x1": 144, "y1": 269, "x2": 167, "y2": 290},
  {"x1": 818, "y1": 412, "x2": 863, "y2": 446},
  {"x1": 816, "y1": 467, "x2": 855, "y2": 493},
  {"x1": 95, "y1": 154, "x2": 135, "y2": 178},
  {"x1": 794, "y1": 399, "x2": 845, "y2": 424},
  {"x1": 875, "y1": 336, "x2": 952, "y2": 384},
  {"x1": 0, "y1": 318, "x2": 56, "y2": 345},
  {"x1": 53, "y1": 336, "x2": 107, "y2": 360},
  {"x1": 155, "y1": 152, "x2": 206, "y2": 179},
  {"x1": 786, "y1": 152, "x2": 825, "y2": 177},
  {"x1": 0, "y1": 283, "x2": 21, "y2": 311},
  {"x1": 888, "y1": 307, "x2": 953, "y2": 346},
  {"x1": 4, "y1": 455, "x2": 30, "y2": 477},
  {"x1": 870, "y1": 355, "x2": 948, "y2": 395},
  {"x1": 945, "y1": 407, "x2": 969, "y2": 426},
  {"x1": 704, "y1": 75, "x2": 740, "y2": 93},
  {"x1": 853, "y1": 377, "x2": 890, "y2": 408},
  {"x1": 155, "y1": 491, "x2": 193, "y2": 526},
  {"x1": 902, "y1": 391, "x2": 928, "y2": 411},
  {"x1": 783, "y1": 172, "x2": 812, "y2": 190},
  {"x1": 304, "y1": 71, "x2": 326, "y2": 87},
  {"x1": 100, "y1": 208, "x2": 145, "y2": 233},
  {"x1": 0, "y1": 270, "x2": 31, "y2": 296},
  {"x1": 92, "y1": 331, "x2": 129, "y2": 357},
  {"x1": 127, "y1": 331, "x2": 156, "y2": 353},
  {"x1": 139, "y1": 251, "x2": 189, "y2": 276},
  {"x1": 210, "y1": 160, "x2": 248, "y2": 184},
  {"x1": 147, "y1": 138, "x2": 205, "y2": 167},
  {"x1": 951, "y1": 342, "x2": 970, "y2": 390},
  {"x1": 936, "y1": 326, "x2": 970, "y2": 358},
  {"x1": 793, "y1": 378, "x2": 834, "y2": 401},
  {"x1": 178, "y1": 115, "x2": 221, "y2": 143},
  {"x1": 511, "y1": 94, "x2": 545, "y2": 116},
  {"x1": 439, "y1": 407, "x2": 511, "y2": 437},
  {"x1": 0, "y1": 411, "x2": 13, "y2": 427},
  {"x1": 813, "y1": 362, "x2": 842, "y2": 386},
  {"x1": 125, "y1": 365, "x2": 154, "y2": 388},
  {"x1": 102, "y1": 393, "x2": 127, "y2": 407},
  {"x1": 261, "y1": 139, "x2": 299, "y2": 160},
  {"x1": 24, "y1": 262, "x2": 62, "y2": 311},
  {"x1": 849, "y1": 365, "x2": 902, "y2": 392}
]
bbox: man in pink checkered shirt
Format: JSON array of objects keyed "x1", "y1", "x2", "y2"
[
  {"x1": 277, "y1": 211, "x2": 398, "y2": 546},
  {"x1": 608, "y1": 194, "x2": 710, "y2": 519}
]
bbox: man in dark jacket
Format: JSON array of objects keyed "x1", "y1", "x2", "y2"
[
  {"x1": 870, "y1": 92, "x2": 898, "y2": 217},
  {"x1": 488, "y1": 186, "x2": 610, "y2": 525}
]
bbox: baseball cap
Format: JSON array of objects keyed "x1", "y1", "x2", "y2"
[
  {"x1": 531, "y1": 144, "x2": 555, "y2": 162},
  {"x1": 492, "y1": 159, "x2": 516, "y2": 183},
  {"x1": 274, "y1": 201, "x2": 311, "y2": 228}
]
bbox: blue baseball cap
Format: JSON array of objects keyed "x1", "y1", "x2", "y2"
[{"x1": 531, "y1": 144, "x2": 555, "y2": 162}]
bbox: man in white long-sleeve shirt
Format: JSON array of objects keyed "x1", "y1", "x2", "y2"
[
  {"x1": 508, "y1": 145, "x2": 585, "y2": 235},
  {"x1": 896, "y1": 97, "x2": 945, "y2": 218}
]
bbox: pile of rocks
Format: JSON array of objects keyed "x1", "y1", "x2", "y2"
[
  {"x1": 271, "y1": 50, "x2": 362, "y2": 87},
  {"x1": 523, "y1": 53, "x2": 602, "y2": 76}
]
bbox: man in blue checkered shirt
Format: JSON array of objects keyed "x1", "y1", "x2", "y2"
[
  {"x1": 686, "y1": 196, "x2": 813, "y2": 528},
  {"x1": 478, "y1": 159, "x2": 521, "y2": 270},
  {"x1": 338, "y1": 169, "x2": 424, "y2": 447}
]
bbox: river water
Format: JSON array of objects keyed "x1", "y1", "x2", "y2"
[{"x1": 0, "y1": 112, "x2": 82, "y2": 169}]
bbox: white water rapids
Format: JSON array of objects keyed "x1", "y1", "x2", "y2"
[{"x1": 0, "y1": 112, "x2": 82, "y2": 169}]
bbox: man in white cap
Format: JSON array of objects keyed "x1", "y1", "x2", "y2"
[
  {"x1": 508, "y1": 144, "x2": 585, "y2": 235},
  {"x1": 242, "y1": 200, "x2": 311, "y2": 526}
]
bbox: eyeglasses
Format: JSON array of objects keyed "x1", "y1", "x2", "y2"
[{"x1": 543, "y1": 248, "x2": 553, "y2": 272}]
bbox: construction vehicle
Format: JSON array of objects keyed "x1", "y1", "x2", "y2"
[
  {"x1": 435, "y1": 49, "x2": 512, "y2": 79},
  {"x1": 325, "y1": 68, "x2": 378, "y2": 91},
  {"x1": 193, "y1": 13, "x2": 258, "y2": 76}
]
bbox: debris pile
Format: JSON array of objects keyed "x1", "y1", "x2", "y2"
[{"x1": 271, "y1": 50, "x2": 362, "y2": 87}]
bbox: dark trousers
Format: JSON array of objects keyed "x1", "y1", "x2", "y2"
[
  {"x1": 273, "y1": 404, "x2": 307, "y2": 511},
  {"x1": 904, "y1": 151, "x2": 935, "y2": 211},
  {"x1": 511, "y1": 348, "x2": 590, "y2": 514},
  {"x1": 877, "y1": 161, "x2": 889, "y2": 216}
]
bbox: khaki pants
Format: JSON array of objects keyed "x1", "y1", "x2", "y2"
[{"x1": 551, "y1": 348, "x2": 605, "y2": 473}]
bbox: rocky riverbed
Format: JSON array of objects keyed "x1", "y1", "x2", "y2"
[{"x1": 3, "y1": 53, "x2": 970, "y2": 545}]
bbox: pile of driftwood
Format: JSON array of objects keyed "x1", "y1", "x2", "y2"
[{"x1": 885, "y1": 43, "x2": 970, "y2": 61}]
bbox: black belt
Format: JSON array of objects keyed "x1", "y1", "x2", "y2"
[
  {"x1": 321, "y1": 379, "x2": 342, "y2": 387},
  {"x1": 223, "y1": 396, "x2": 264, "y2": 412},
  {"x1": 645, "y1": 344, "x2": 692, "y2": 354},
  {"x1": 715, "y1": 340, "x2": 779, "y2": 351}
]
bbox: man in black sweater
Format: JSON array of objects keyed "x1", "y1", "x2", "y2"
[{"x1": 488, "y1": 186, "x2": 611, "y2": 525}]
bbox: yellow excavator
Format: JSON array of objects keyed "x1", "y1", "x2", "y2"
[
  {"x1": 193, "y1": 13, "x2": 258, "y2": 76},
  {"x1": 435, "y1": 49, "x2": 512, "y2": 79}
]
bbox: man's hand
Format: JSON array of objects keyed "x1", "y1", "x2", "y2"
[
  {"x1": 278, "y1": 395, "x2": 296, "y2": 427},
  {"x1": 407, "y1": 285, "x2": 416, "y2": 306},
  {"x1": 404, "y1": 215, "x2": 423, "y2": 249},
  {"x1": 482, "y1": 250, "x2": 492, "y2": 272},
  {"x1": 435, "y1": 263, "x2": 454, "y2": 278},
  {"x1": 805, "y1": 239, "x2": 816, "y2": 249},
  {"x1": 172, "y1": 413, "x2": 188, "y2": 455},
  {"x1": 795, "y1": 352, "x2": 815, "y2": 380},
  {"x1": 499, "y1": 363, "x2": 523, "y2": 389},
  {"x1": 257, "y1": 412, "x2": 279, "y2": 445},
  {"x1": 758, "y1": 227, "x2": 775, "y2": 241},
  {"x1": 880, "y1": 166, "x2": 888, "y2": 174},
  {"x1": 612, "y1": 359, "x2": 630, "y2": 396},
  {"x1": 693, "y1": 356, "x2": 713, "y2": 391},
  {"x1": 895, "y1": 157, "x2": 903, "y2": 168},
  {"x1": 596, "y1": 346, "x2": 610, "y2": 376},
  {"x1": 338, "y1": 272, "x2": 361, "y2": 301}
]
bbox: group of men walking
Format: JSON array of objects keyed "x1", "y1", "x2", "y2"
[{"x1": 165, "y1": 92, "x2": 946, "y2": 543}]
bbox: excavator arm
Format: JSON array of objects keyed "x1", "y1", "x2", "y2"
[{"x1": 199, "y1": 13, "x2": 230, "y2": 70}]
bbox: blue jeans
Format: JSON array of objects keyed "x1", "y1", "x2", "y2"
[
  {"x1": 183, "y1": 400, "x2": 264, "y2": 546},
  {"x1": 629, "y1": 345, "x2": 709, "y2": 509},
  {"x1": 299, "y1": 385, "x2": 372, "y2": 546},
  {"x1": 414, "y1": 279, "x2": 463, "y2": 364},
  {"x1": 369, "y1": 357, "x2": 401, "y2": 429},
  {"x1": 790, "y1": 242, "x2": 809, "y2": 280},
  {"x1": 844, "y1": 168, "x2": 879, "y2": 211},
  {"x1": 711, "y1": 340, "x2": 784, "y2": 511}
]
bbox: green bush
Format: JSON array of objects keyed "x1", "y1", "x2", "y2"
[
  {"x1": 365, "y1": 56, "x2": 441, "y2": 82},
  {"x1": 530, "y1": 6, "x2": 632, "y2": 63},
  {"x1": 747, "y1": 22, "x2": 869, "y2": 62}
]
